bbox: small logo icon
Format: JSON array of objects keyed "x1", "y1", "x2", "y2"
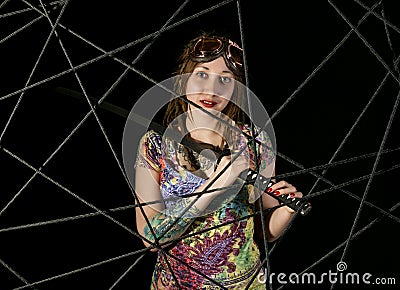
[{"x1": 336, "y1": 261, "x2": 347, "y2": 272}]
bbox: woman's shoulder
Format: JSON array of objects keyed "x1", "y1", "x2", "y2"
[
  {"x1": 137, "y1": 130, "x2": 165, "y2": 155},
  {"x1": 237, "y1": 123, "x2": 269, "y2": 139},
  {"x1": 237, "y1": 123, "x2": 275, "y2": 166},
  {"x1": 139, "y1": 130, "x2": 163, "y2": 144}
]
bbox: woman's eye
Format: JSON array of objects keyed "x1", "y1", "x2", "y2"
[
  {"x1": 196, "y1": 71, "x2": 208, "y2": 78},
  {"x1": 220, "y1": 76, "x2": 232, "y2": 83}
]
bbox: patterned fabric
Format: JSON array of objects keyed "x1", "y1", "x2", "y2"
[{"x1": 135, "y1": 124, "x2": 274, "y2": 290}]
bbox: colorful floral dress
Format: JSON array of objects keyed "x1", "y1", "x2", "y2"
[{"x1": 135, "y1": 124, "x2": 275, "y2": 289}]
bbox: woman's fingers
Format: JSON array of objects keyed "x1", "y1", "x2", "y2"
[
  {"x1": 267, "y1": 180, "x2": 303, "y2": 198},
  {"x1": 215, "y1": 155, "x2": 251, "y2": 185},
  {"x1": 263, "y1": 180, "x2": 304, "y2": 214},
  {"x1": 219, "y1": 155, "x2": 249, "y2": 170}
]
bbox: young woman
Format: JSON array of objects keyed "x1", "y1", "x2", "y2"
[{"x1": 134, "y1": 33, "x2": 302, "y2": 289}]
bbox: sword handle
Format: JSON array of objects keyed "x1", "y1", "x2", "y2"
[{"x1": 243, "y1": 170, "x2": 312, "y2": 216}]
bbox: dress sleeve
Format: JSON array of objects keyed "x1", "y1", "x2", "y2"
[
  {"x1": 241, "y1": 124, "x2": 275, "y2": 172},
  {"x1": 255, "y1": 128, "x2": 276, "y2": 172},
  {"x1": 135, "y1": 130, "x2": 163, "y2": 172}
]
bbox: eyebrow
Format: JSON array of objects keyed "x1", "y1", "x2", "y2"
[{"x1": 195, "y1": 66, "x2": 233, "y2": 75}]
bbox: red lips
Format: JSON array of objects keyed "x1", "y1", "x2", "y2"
[{"x1": 200, "y1": 99, "x2": 217, "y2": 108}]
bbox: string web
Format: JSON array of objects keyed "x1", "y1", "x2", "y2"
[{"x1": 0, "y1": 0, "x2": 399, "y2": 289}]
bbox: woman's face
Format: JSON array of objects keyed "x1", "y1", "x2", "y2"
[{"x1": 185, "y1": 56, "x2": 235, "y2": 113}]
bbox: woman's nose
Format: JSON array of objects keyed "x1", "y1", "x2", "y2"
[{"x1": 202, "y1": 74, "x2": 223, "y2": 97}]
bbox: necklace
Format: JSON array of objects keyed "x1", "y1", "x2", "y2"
[{"x1": 177, "y1": 140, "x2": 226, "y2": 174}]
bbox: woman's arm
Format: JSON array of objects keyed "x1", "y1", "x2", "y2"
[
  {"x1": 135, "y1": 154, "x2": 249, "y2": 249},
  {"x1": 257, "y1": 170, "x2": 302, "y2": 242},
  {"x1": 135, "y1": 165, "x2": 211, "y2": 250}
]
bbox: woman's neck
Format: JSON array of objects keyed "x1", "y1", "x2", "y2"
[
  {"x1": 184, "y1": 109, "x2": 229, "y2": 148},
  {"x1": 188, "y1": 129, "x2": 224, "y2": 148},
  {"x1": 185, "y1": 120, "x2": 222, "y2": 148}
]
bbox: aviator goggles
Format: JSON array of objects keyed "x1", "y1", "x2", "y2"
[{"x1": 190, "y1": 37, "x2": 244, "y2": 74}]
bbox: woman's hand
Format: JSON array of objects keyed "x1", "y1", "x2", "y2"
[
  {"x1": 267, "y1": 180, "x2": 303, "y2": 213},
  {"x1": 211, "y1": 154, "x2": 251, "y2": 187}
]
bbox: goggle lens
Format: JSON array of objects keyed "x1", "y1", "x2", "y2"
[
  {"x1": 227, "y1": 45, "x2": 243, "y2": 68},
  {"x1": 191, "y1": 37, "x2": 243, "y2": 73},
  {"x1": 193, "y1": 38, "x2": 223, "y2": 56}
]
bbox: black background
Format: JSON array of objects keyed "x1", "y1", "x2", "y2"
[{"x1": 0, "y1": 0, "x2": 399, "y2": 289}]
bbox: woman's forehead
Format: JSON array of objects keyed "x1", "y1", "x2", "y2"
[{"x1": 193, "y1": 57, "x2": 234, "y2": 75}]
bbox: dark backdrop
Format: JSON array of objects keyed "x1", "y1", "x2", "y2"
[{"x1": 0, "y1": 1, "x2": 399, "y2": 289}]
